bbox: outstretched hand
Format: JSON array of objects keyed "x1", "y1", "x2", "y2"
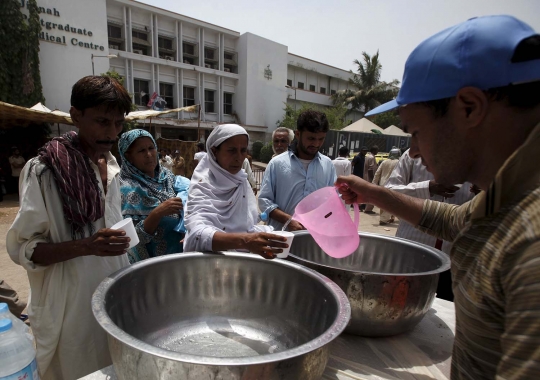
[
  {"x1": 84, "y1": 228, "x2": 130, "y2": 257},
  {"x1": 243, "y1": 232, "x2": 289, "y2": 260},
  {"x1": 429, "y1": 181, "x2": 460, "y2": 198},
  {"x1": 335, "y1": 175, "x2": 375, "y2": 205}
]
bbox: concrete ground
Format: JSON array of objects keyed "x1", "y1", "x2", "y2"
[{"x1": 0, "y1": 193, "x2": 397, "y2": 312}]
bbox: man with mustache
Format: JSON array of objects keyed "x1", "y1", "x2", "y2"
[
  {"x1": 259, "y1": 110, "x2": 336, "y2": 230},
  {"x1": 7, "y1": 76, "x2": 132, "y2": 380}
]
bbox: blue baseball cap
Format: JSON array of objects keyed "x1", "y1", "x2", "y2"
[{"x1": 365, "y1": 15, "x2": 540, "y2": 116}]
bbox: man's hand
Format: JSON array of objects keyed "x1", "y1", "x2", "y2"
[
  {"x1": 154, "y1": 197, "x2": 183, "y2": 217},
  {"x1": 470, "y1": 184, "x2": 481, "y2": 195},
  {"x1": 83, "y1": 228, "x2": 130, "y2": 257},
  {"x1": 242, "y1": 232, "x2": 288, "y2": 259},
  {"x1": 429, "y1": 181, "x2": 459, "y2": 198},
  {"x1": 287, "y1": 220, "x2": 305, "y2": 231},
  {"x1": 335, "y1": 175, "x2": 375, "y2": 204}
]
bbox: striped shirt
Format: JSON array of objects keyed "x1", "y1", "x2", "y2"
[
  {"x1": 385, "y1": 149, "x2": 474, "y2": 254},
  {"x1": 417, "y1": 122, "x2": 540, "y2": 379}
]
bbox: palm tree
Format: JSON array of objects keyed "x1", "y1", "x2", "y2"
[{"x1": 332, "y1": 51, "x2": 400, "y2": 114}]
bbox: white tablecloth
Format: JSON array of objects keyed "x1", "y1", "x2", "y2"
[{"x1": 81, "y1": 298, "x2": 455, "y2": 380}]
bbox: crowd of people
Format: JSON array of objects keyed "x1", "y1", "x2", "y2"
[{"x1": 1, "y1": 14, "x2": 539, "y2": 380}]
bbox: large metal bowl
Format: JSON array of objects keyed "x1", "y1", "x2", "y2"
[
  {"x1": 92, "y1": 252, "x2": 350, "y2": 380},
  {"x1": 288, "y1": 232, "x2": 450, "y2": 337}
]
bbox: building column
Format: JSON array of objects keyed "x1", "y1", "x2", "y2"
[
  {"x1": 150, "y1": 13, "x2": 154, "y2": 57},
  {"x1": 154, "y1": 14, "x2": 159, "y2": 58},
  {"x1": 156, "y1": 64, "x2": 160, "y2": 97},
  {"x1": 126, "y1": 7, "x2": 132, "y2": 53},
  {"x1": 179, "y1": 68, "x2": 184, "y2": 119}
]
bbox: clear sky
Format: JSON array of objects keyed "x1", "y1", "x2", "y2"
[{"x1": 140, "y1": 0, "x2": 540, "y2": 83}]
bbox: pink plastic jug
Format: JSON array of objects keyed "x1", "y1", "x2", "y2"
[{"x1": 293, "y1": 186, "x2": 360, "y2": 258}]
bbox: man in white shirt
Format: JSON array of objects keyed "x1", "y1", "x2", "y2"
[
  {"x1": 332, "y1": 146, "x2": 352, "y2": 177},
  {"x1": 259, "y1": 110, "x2": 337, "y2": 230},
  {"x1": 193, "y1": 142, "x2": 207, "y2": 168},
  {"x1": 7, "y1": 76, "x2": 132, "y2": 380},
  {"x1": 385, "y1": 148, "x2": 474, "y2": 300},
  {"x1": 8, "y1": 147, "x2": 25, "y2": 196}
]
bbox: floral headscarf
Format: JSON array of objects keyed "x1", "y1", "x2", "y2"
[{"x1": 118, "y1": 129, "x2": 177, "y2": 220}]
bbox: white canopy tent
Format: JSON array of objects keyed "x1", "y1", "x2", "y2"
[
  {"x1": 342, "y1": 118, "x2": 384, "y2": 133},
  {"x1": 382, "y1": 125, "x2": 411, "y2": 137}
]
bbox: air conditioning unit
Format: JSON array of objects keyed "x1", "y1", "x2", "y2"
[
  {"x1": 224, "y1": 68, "x2": 231, "y2": 72},
  {"x1": 109, "y1": 44, "x2": 119, "y2": 50},
  {"x1": 133, "y1": 49, "x2": 143, "y2": 54}
]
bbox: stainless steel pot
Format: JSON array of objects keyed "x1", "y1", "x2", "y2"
[
  {"x1": 92, "y1": 252, "x2": 350, "y2": 380},
  {"x1": 288, "y1": 232, "x2": 450, "y2": 337}
]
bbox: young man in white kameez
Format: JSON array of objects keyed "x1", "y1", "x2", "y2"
[{"x1": 7, "y1": 76, "x2": 132, "y2": 380}]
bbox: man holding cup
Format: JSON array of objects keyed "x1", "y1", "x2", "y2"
[{"x1": 6, "y1": 76, "x2": 132, "y2": 380}]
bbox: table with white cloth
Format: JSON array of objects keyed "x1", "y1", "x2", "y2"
[{"x1": 80, "y1": 298, "x2": 455, "y2": 380}]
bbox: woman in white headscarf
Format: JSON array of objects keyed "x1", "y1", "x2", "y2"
[{"x1": 184, "y1": 124, "x2": 287, "y2": 258}]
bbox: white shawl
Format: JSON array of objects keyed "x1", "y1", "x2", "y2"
[{"x1": 184, "y1": 124, "x2": 271, "y2": 251}]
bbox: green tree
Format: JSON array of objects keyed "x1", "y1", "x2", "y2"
[
  {"x1": 251, "y1": 140, "x2": 263, "y2": 161},
  {"x1": 331, "y1": 51, "x2": 399, "y2": 114},
  {"x1": 371, "y1": 111, "x2": 401, "y2": 129},
  {"x1": 260, "y1": 142, "x2": 274, "y2": 163},
  {"x1": 276, "y1": 102, "x2": 348, "y2": 130},
  {"x1": 0, "y1": 0, "x2": 44, "y2": 106}
]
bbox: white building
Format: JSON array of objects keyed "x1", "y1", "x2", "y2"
[{"x1": 21, "y1": 0, "x2": 361, "y2": 141}]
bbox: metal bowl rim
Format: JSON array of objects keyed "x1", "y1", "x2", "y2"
[
  {"x1": 92, "y1": 251, "x2": 351, "y2": 366},
  {"x1": 290, "y1": 231, "x2": 451, "y2": 276}
]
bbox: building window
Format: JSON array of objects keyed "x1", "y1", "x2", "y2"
[
  {"x1": 204, "y1": 47, "x2": 218, "y2": 69},
  {"x1": 183, "y1": 42, "x2": 195, "y2": 55},
  {"x1": 159, "y1": 83, "x2": 174, "y2": 109},
  {"x1": 182, "y1": 41, "x2": 198, "y2": 65},
  {"x1": 108, "y1": 24, "x2": 122, "y2": 39},
  {"x1": 134, "y1": 79, "x2": 149, "y2": 106},
  {"x1": 204, "y1": 90, "x2": 215, "y2": 113},
  {"x1": 297, "y1": 82, "x2": 304, "y2": 89},
  {"x1": 309, "y1": 84, "x2": 316, "y2": 92},
  {"x1": 330, "y1": 89, "x2": 336, "y2": 95},
  {"x1": 287, "y1": 79, "x2": 292, "y2": 86},
  {"x1": 132, "y1": 30, "x2": 148, "y2": 41},
  {"x1": 224, "y1": 64, "x2": 237, "y2": 73},
  {"x1": 158, "y1": 36, "x2": 173, "y2": 50},
  {"x1": 223, "y1": 51, "x2": 237, "y2": 73},
  {"x1": 320, "y1": 87, "x2": 326, "y2": 94},
  {"x1": 183, "y1": 87, "x2": 195, "y2": 107},
  {"x1": 158, "y1": 36, "x2": 175, "y2": 60},
  {"x1": 224, "y1": 93, "x2": 233, "y2": 115},
  {"x1": 132, "y1": 43, "x2": 148, "y2": 55}
]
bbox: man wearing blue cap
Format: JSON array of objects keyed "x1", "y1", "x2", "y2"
[{"x1": 337, "y1": 15, "x2": 540, "y2": 379}]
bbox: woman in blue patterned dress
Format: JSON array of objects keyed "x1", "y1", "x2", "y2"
[{"x1": 118, "y1": 129, "x2": 185, "y2": 263}]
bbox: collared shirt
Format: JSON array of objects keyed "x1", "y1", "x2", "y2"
[
  {"x1": 417, "y1": 122, "x2": 540, "y2": 379},
  {"x1": 258, "y1": 151, "x2": 337, "y2": 230},
  {"x1": 6, "y1": 153, "x2": 129, "y2": 380},
  {"x1": 332, "y1": 157, "x2": 352, "y2": 177},
  {"x1": 385, "y1": 149, "x2": 474, "y2": 254}
]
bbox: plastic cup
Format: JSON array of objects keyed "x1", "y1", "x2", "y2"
[
  {"x1": 269, "y1": 231, "x2": 295, "y2": 259},
  {"x1": 110, "y1": 218, "x2": 139, "y2": 249}
]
